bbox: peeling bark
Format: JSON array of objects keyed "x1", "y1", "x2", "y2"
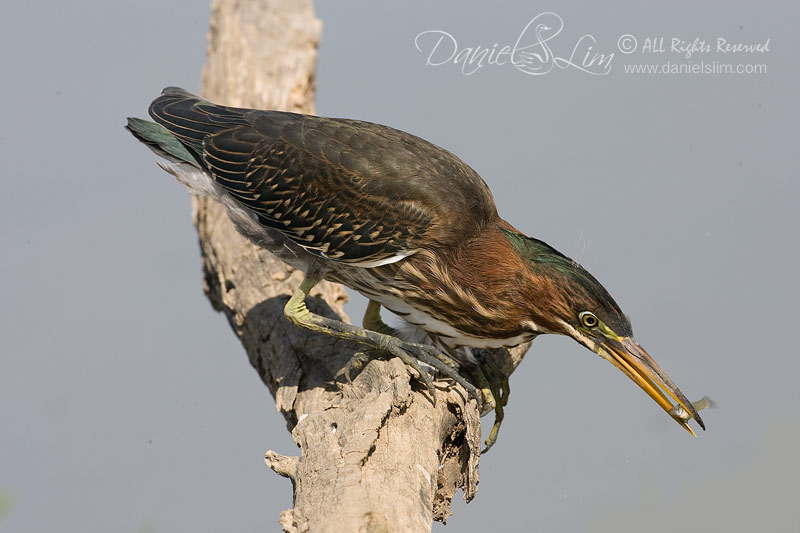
[{"x1": 189, "y1": 1, "x2": 529, "y2": 530}]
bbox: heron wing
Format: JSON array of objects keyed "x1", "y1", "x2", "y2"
[{"x1": 149, "y1": 87, "x2": 497, "y2": 264}]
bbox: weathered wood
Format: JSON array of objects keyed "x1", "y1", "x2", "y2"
[{"x1": 192, "y1": 1, "x2": 529, "y2": 530}]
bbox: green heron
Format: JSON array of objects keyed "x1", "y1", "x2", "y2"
[{"x1": 128, "y1": 87, "x2": 705, "y2": 450}]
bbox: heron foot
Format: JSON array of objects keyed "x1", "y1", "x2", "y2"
[
  {"x1": 469, "y1": 353, "x2": 511, "y2": 453},
  {"x1": 284, "y1": 274, "x2": 482, "y2": 407}
]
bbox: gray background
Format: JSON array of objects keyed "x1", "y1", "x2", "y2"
[{"x1": 1, "y1": 1, "x2": 798, "y2": 531}]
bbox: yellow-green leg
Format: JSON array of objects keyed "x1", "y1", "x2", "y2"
[
  {"x1": 346, "y1": 300, "x2": 402, "y2": 381},
  {"x1": 363, "y1": 300, "x2": 398, "y2": 336},
  {"x1": 362, "y1": 301, "x2": 501, "y2": 430},
  {"x1": 475, "y1": 356, "x2": 511, "y2": 453},
  {"x1": 361, "y1": 299, "x2": 505, "y2": 451},
  {"x1": 284, "y1": 271, "x2": 482, "y2": 406}
]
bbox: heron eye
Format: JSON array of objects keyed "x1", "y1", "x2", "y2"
[{"x1": 580, "y1": 312, "x2": 598, "y2": 329}]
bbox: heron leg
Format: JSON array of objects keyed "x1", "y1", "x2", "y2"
[
  {"x1": 362, "y1": 299, "x2": 398, "y2": 336},
  {"x1": 284, "y1": 272, "x2": 482, "y2": 406},
  {"x1": 479, "y1": 358, "x2": 509, "y2": 453},
  {"x1": 361, "y1": 300, "x2": 464, "y2": 373},
  {"x1": 462, "y1": 351, "x2": 512, "y2": 453}
]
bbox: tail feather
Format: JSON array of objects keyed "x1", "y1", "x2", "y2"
[
  {"x1": 126, "y1": 117, "x2": 201, "y2": 167},
  {"x1": 126, "y1": 87, "x2": 251, "y2": 171}
]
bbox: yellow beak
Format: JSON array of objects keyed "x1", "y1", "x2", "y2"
[{"x1": 598, "y1": 336, "x2": 705, "y2": 435}]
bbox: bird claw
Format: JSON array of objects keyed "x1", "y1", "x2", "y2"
[
  {"x1": 362, "y1": 335, "x2": 484, "y2": 407},
  {"x1": 387, "y1": 346, "x2": 438, "y2": 405},
  {"x1": 343, "y1": 349, "x2": 382, "y2": 385},
  {"x1": 479, "y1": 357, "x2": 510, "y2": 407},
  {"x1": 482, "y1": 403, "x2": 505, "y2": 453},
  {"x1": 407, "y1": 343, "x2": 484, "y2": 405},
  {"x1": 340, "y1": 334, "x2": 500, "y2": 443},
  {"x1": 470, "y1": 353, "x2": 511, "y2": 453},
  {"x1": 338, "y1": 341, "x2": 447, "y2": 406}
]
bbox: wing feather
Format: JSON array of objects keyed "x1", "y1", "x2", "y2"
[{"x1": 148, "y1": 88, "x2": 497, "y2": 264}]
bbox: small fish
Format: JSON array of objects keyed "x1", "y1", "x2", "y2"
[{"x1": 669, "y1": 395, "x2": 716, "y2": 423}]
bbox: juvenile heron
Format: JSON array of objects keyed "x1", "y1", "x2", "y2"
[{"x1": 128, "y1": 87, "x2": 705, "y2": 450}]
